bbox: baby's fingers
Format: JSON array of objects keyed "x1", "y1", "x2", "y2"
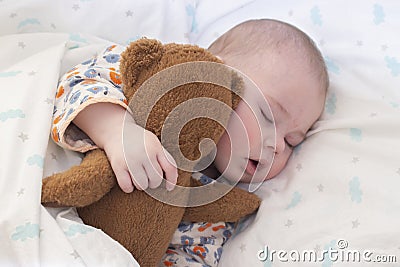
[
  {"x1": 144, "y1": 157, "x2": 163, "y2": 189},
  {"x1": 113, "y1": 168, "x2": 134, "y2": 193},
  {"x1": 129, "y1": 165, "x2": 149, "y2": 191},
  {"x1": 157, "y1": 148, "x2": 178, "y2": 191}
]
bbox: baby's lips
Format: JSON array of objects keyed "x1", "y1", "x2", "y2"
[
  {"x1": 253, "y1": 157, "x2": 273, "y2": 179},
  {"x1": 255, "y1": 147, "x2": 275, "y2": 167},
  {"x1": 257, "y1": 158, "x2": 270, "y2": 167}
]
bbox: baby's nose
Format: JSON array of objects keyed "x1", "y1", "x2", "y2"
[{"x1": 262, "y1": 140, "x2": 277, "y2": 160}]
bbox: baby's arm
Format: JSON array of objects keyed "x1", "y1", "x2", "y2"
[
  {"x1": 73, "y1": 102, "x2": 178, "y2": 192},
  {"x1": 51, "y1": 45, "x2": 177, "y2": 193}
]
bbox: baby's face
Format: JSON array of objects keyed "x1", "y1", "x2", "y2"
[{"x1": 214, "y1": 52, "x2": 326, "y2": 184}]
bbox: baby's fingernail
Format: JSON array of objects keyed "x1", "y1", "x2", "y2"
[{"x1": 166, "y1": 182, "x2": 175, "y2": 191}]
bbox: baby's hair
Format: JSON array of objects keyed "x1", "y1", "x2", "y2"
[{"x1": 208, "y1": 19, "x2": 329, "y2": 92}]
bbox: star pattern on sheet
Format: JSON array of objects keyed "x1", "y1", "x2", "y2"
[
  {"x1": 396, "y1": 168, "x2": 400, "y2": 176},
  {"x1": 51, "y1": 23, "x2": 56, "y2": 29},
  {"x1": 125, "y1": 10, "x2": 133, "y2": 17},
  {"x1": 18, "y1": 42, "x2": 26, "y2": 49},
  {"x1": 370, "y1": 112, "x2": 378, "y2": 117},
  {"x1": 10, "y1": 13, "x2": 17, "y2": 18},
  {"x1": 356, "y1": 40, "x2": 363, "y2": 46},
  {"x1": 28, "y1": 71, "x2": 36, "y2": 76},
  {"x1": 352, "y1": 219, "x2": 360, "y2": 228},
  {"x1": 314, "y1": 244, "x2": 321, "y2": 253},
  {"x1": 381, "y1": 44, "x2": 388, "y2": 51},
  {"x1": 317, "y1": 184, "x2": 324, "y2": 192},
  {"x1": 51, "y1": 153, "x2": 57, "y2": 160},
  {"x1": 288, "y1": 10, "x2": 293, "y2": 16},
  {"x1": 70, "y1": 250, "x2": 80, "y2": 259},
  {"x1": 72, "y1": 4, "x2": 80, "y2": 11},
  {"x1": 319, "y1": 39, "x2": 325, "y2": 46},
  {"x1": 351, "y1": 157, "x2": 359, "y2": 164},
  {"x1": 45, "y1": 98, "x2": 53, "y2": 105},
  {"x1": 296, "y1": 163, "x2": 303, "y2": 171},
  {"x1": 239, "y1": 243, "x2": 246, "y2": 252},
  {"x1": 17, "y1": 188, "x2": 25, "y2": 197},
  {"x1": 284, "y1": 219, "x2": 293, "y2": 227},
  {"x1": 18, "y1": 132, "x2": 29, "y2": 142}
]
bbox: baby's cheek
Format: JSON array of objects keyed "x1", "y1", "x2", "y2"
[
  {"x1": 214, "y1": 133, "x2": 231, "y2": 169},
  {"x1": 239, "y1": 113, "x2": 262, "y2": 147},
  {"x1": 227, "y1": 116, "x2": 255, "y2": 151}
]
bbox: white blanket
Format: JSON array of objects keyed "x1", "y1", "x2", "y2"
[
  {"x1": 0, "y1": 33, "x2": 139, "y2": 266},
  {"x1": 0, "y1": 1, "x2": 195, "y2": 265},
  {"x1": 190, "y1": 1, "x2": 400, "y2": 266}
]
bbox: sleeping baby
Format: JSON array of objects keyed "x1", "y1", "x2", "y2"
[{"x1": 51, "y1": 19, "x2": 328, "y2": 266}]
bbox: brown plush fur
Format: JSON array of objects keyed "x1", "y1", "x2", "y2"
[{"x1": 41, "y1": 39, "x2": 261, "y2": 267}]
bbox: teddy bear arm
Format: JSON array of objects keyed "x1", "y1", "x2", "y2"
[
  {"x1": 77, "y1": 170, "x2": 193, "y2": 267},
  {"x1": 41, "y1": 149, "x2": 116, "y2": 207}
]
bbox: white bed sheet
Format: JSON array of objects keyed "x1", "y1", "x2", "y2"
[{"x1": 189, "y1": 1, "x2": 400, "y2": 266}]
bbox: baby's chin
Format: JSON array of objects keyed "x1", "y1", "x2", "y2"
[
  {"x1": 213, "y1": 158, "x2": 280, "y2": 184},
  {"x1": 266, "y1": 163, "x2": 286, "y2": 180},
  {"x1": 237, "y1": 174, "x2": 269, "y2": 184},
  {"x1": 236, "y1": 164, "x2": 283, "y2": 184},
  {"x1": 222, "y1": 169, "x2": 264, "y2": 184}
]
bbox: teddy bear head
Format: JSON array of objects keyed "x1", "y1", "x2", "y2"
[{"x1": 119, "y1": 38, "x2": 243, "y2": 184}]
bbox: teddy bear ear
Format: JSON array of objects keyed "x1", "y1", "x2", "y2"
[{"x1": 120, "y1": 38, "x2": 163, "y2": 100}]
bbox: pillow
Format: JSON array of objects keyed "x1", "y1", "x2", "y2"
[{"x1": 190, "y1": 0, "x2": 400, "y2": 266}]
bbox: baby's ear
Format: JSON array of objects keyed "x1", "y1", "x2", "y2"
[{"x1": 120, "y1": 38, "x2": 163, "y2": 100}]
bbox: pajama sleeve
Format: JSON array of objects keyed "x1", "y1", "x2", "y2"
[{"x1": 51, "y1": 44, "x2": 129, "y2": 152}]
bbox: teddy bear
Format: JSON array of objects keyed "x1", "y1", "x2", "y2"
[{"x1": 41, "y1": 38, "x2": 261, "y2": 267}]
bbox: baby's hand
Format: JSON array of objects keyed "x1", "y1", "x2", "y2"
[
  {"x1": 73, "y1": 103, "x2": 178, "y2": 193},
  {"x1": 106, "y1": 116, "x2": 178, "y2": 193}
]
